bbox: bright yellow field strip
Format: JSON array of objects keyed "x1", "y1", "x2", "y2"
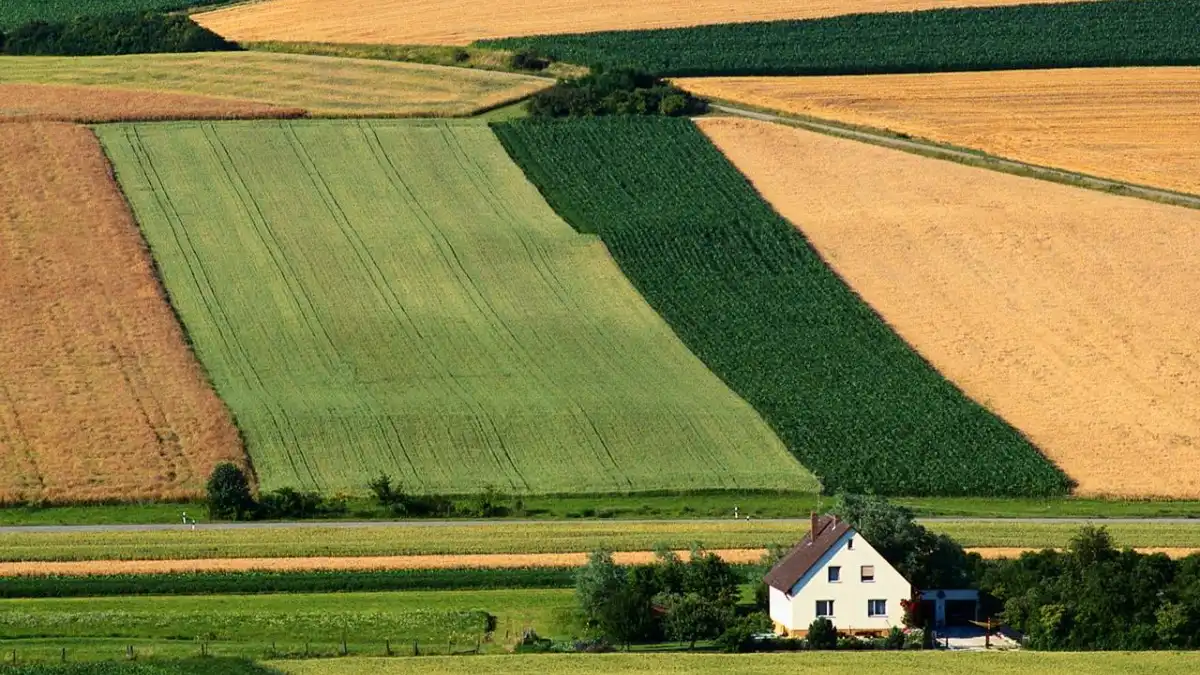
[
  {"x1": 195, "y1": 0, "x2": 1089, "y2": 46},
  {"x1": 679, "y1": 67, "x2": 1200, "y2": 196},
  {"x1": 698, "y1": 117, "x2": 1200, "y2": 499},
  {"x1": 0, "y1": 52, "x2": 550, "y2": 117},
  {"x1": 276, "y1": 651, "x2": 1200, "y2": 675}
]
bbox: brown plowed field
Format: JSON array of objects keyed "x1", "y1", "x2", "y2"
[
  {"x1": 0, "y1": 122, "x2": 244, "y2": 504},
  {"x1": 0, "y1": 83, "x2": 305, "y2": 123},
  {"x1": 680, "y1": 67, "x2": 1200, "y2": 196},
  {"x1": 697, "y1": 117, "x2": 1200, "y2": 499},
  {"x1": 0, "y1": 549, "x2": 767, "y2": 576},
  {"x1": 195, "y1": 0, "x2": 1084, "y2": 46}
]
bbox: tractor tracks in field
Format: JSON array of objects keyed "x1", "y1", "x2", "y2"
[{"x1": 708, "y1": 104, "x2": 1200, "y2": 212}]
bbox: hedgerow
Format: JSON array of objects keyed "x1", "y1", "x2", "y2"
[
  {"x1": 479, "y1": 0, "x2": 1200, "y2": 77},
  {"x1": 492, "y1": 117, "x2": 1070, "y2": 497},
  {"x1": 0, "y1": 568, "x2": 577, "y2": 598}
]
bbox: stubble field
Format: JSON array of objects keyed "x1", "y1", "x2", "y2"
[
  {"x1": 0, "y1": 83, "x2": 303, "y2": 123},
  {"x1": 680, "y1": 67, "x2": 1200, "y2": 195},
  {"x1": 0, "y1": 52, "x2": 550, "y2": 118},
  {"x1": 0, "y1": 122, "x2": 243, "y2": 504},
  {"x1": 97, "y1": 119, "x2": 812, "y2": 496},
  {"x1": 697, "y1": 117, "x2": 1200, "y2": 498},
  {"x1": 193, "y1": 0, "x2": 1085, "y2": 46}
]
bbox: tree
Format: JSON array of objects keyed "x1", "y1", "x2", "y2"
[
  {"x1": 684, "y1": 546, "x2": 740, "y2": 602},
  {"x1": 661, "y1": 592, "x2": 732, "y2": 649},
  {"x1": 576, "y1": 549, "x2": 626, "y2": 626},
  {"x1": 806, "y1": 617, "x2": 837, "y2": 649},
  {"x1": 595, "y1": 579, "x2": 657, "y2": 649},
  {"x1": 206, "y1": 462, "x2": 254, "y2": 520},
  {"x1": 832, "y1": 493, "x2": 972, "y2": 589}
]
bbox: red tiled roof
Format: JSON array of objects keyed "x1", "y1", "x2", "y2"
[{"x1": 763, "y1": 515, "x2": 853, "y2": 592}]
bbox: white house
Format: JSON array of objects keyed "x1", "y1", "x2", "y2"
[{"x1": 765, "y1": 514, "x2": 912, "y2": 636}]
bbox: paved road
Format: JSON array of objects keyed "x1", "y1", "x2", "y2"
[
  {"x1": 709, "y1": 104, "x2": 1200, "y2": 211},
  {"x1": 0, "y1": 516, "x2": 1194, "y2": 534}
]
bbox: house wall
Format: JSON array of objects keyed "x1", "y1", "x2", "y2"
[{"x1": 777, "y1": 529, "x2": 912, "y2": 635}]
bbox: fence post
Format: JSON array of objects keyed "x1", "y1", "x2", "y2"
[
  {"x1": 341, "y1": 632, "x2": 348, "y2": 656},
  {"x1": 60, "y1": 648, "x2": 66, "y2": 663},
  {"x1": 304, "y1": 641, "x2": 309, "y2": 657},
  {"x1": 413, "y1": 640, "x2": 419, "y2": 656},
  {"x1": 385, "y1": 639, "x2": 391, "y2": 656}
]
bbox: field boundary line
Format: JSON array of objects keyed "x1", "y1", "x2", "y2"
[{"x1": 706, "y1": 103, "x2": 1200, "y2": 211}]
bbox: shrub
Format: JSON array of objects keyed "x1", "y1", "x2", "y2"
[
  {"x1": 807, "y1": 617, "x2": 837, "y2": 650},
  {"x1": 527, "y1": 68, "x2": 706, "y2": 118},
  {"x1": 715, "y1": 612, "x2": 773, "y2": 653},
  {"x1": 510, "y1": 49, "x2": 549, "y2": 71},
  {"x1": 206, "y1": 463, "x2": 254, "y2": 521},
  {"x1": 885, "y1": 626, "x2": 906, "y2": 650}
]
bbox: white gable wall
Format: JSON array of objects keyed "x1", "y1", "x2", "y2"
[{"x1": 775, "y1": 529, "x2": 912, "y2": 634}]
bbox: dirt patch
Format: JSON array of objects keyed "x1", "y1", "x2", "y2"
[
  {"x1": 680, "y1": 67, "x2": 1200, "y2": 196},
  {"x1": 196, "y1": 0, "x2": 1088, "y2": 46},
  {"x1": 0, "y1": 122, "x2": 245, "y2": 503},
  {"x1": 697, "y1": 117, "x2": 1200, "y2": 498},
  {"x1": 0, "y1": 83, "x2": 305, "y2": 122},
  {"x1": 0, "y1": 548, "x2": 767, "y2": 576}
]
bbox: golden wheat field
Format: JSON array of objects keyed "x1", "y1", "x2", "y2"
[
  {"x1": 0, "y1": 83, "x2": 304, "y2": 122},
  {"x1": 195, "y1": 0, "x2": 1083, "y2": 46},
  {"x1": 680, "y1": 67, "x2": 1200, "y2": 196},
  {"x1": 0, "y1": 52, "x2": 550, "y2": 117},
  {"x1": 697, "y1": 117, "x2": 1200, "y2": 499},
  {"x1": 0, "y1": 122, "x2": 244, "y2": 504}
]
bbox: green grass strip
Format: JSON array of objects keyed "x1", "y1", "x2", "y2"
[
  {"x1": 491, "y1": 117, "x2": 1068, "y2": 497},
  {"x1": 479, "y1": 0, "x2": 1199, "y2": 77}
]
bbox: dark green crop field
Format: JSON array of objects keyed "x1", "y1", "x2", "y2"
[
  {"x1": 493, "y1": 117, "x2": 1069, "y2": 497},
  {"x1": 0, "y1": 1, "x2": 215, "y2": 29},
  {"x1": 479, "y1": 0, "x2": 1199, "y2": 77}
]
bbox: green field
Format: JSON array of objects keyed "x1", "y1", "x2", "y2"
[
  {"x1": 0, "y1": 590, "x2": 542, "y2": 661},
  {"x1": 277, "y1": 652, "x2": 1200, "y2": 675},
  {"x1": 97, "y1": 119, "x2": 813, "y2": 497},
  {"x1": 0, "y1": 660, "x2": 275, "y2": 675},
  {"x1": 480, "y1": 0, "x2": 1199, "y2": 77},
  {"x1": 0, "y1": 0, "x2": 215, "y2": 29},
  {"x1": 1, "y1": 520, "x2": 1197, "y2": 562},
  {"x1": 492, "y1": 117, "x2": 1066, "y2": 497}
]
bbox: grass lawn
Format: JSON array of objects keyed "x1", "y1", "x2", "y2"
[
  {"x1": 274, "y1": 651, "x2": 1200, "y2": 674},
  {"x1": 0, "y1": 590, "x2": 577, "y2": 662}
]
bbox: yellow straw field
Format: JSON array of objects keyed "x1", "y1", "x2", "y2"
[
  {"x1": 0, "y1": 52, "x2": 550, "y2": 117},
  {"x1": 0, "y1": 122, "x2": 244, "y2": 504},
  {"x1": 0, "y1": 83, "x2": 303, "y2": 122},
  {"x1": 680, "y1": 67, "x2": 1200, "y2": 196},
  {"x1": 195, "y1": 0, "x2": 1085, "y2": 46},
  {"x1": 697, "y1": 117, "x2": 1200, "y2": 499}
]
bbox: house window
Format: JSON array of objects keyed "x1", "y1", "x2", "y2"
[
  {"x1": 827, "y1": 566, "x2": 841, "y2": 582},
  {"x1": 816, "y1": 600, "x2": 835, "y2": 618},
  {"x1": 861, "y1": 565, "x2": 875, "y2": 582},
  {"x1": 868, "y1": 599, "x2": 887, "y2": 617},
  {"x1": 847, "y1": 538, "x2": 854, "y2": 550}
]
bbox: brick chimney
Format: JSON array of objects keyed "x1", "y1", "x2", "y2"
[{"x1": 810, "y1": 511, "x2": 819, "y2": 541}]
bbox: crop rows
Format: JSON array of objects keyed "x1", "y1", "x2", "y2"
[
  {"x1": 0, "y1": 1, "x2": 211, "y2": 29},
  {"x1": 98, "y1": 119, "x2": 814, "y2": 496},
  {"x1": 492, "y1": 117, "x2": 1069, "y2": 497},
  {"x1": 479, "y1": 0, "x2": 1200, "y2": 77}
]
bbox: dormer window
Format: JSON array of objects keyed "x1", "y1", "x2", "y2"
[{"x1": 828, "y1": 566, "x2": 841, "y2": 582}]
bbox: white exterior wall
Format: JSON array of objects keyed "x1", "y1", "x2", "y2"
[{"x1": 775, "y1": 529, "x2": 911, "y2": 634}]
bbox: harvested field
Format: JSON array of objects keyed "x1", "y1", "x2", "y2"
[
  {"x1": 195, "y1": 0, "x2": 1087, "y2": 46},
  {"x1": 681, "y1": 67, "x2": 1200, "y2": 195},
  {"x1": 0, "y1": 549, "x2": 766, "y2": 576},
  {"x1": 0, "y1": 52, "x2": 550, "y2": 118},
  {"x1": 98, "y1": 119, "x2": 809, "y2": 496},
  {"x1": 697, "y1": 117, "x2": 1200, "y2": 498},
  {"x1": 0, "y1": 122, "x2": 243, "y2": 504},
  {"x1": 0, "y1": 83, "x2": 303, "y2": 123},
  {"x1": 3, "y1": 546, "x2": 1197, "y2": 576}
]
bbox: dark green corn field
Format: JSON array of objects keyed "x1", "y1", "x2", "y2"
[
  {"x1": 493, "y1": 116, "x2": 1070, "y2": 497},
  {"x1": 480, "y1": 0, "x2": 1200, "y2": 77}
]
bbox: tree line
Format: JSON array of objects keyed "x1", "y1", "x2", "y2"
[{"x1": 0, "y1": 12, "x2": 237, "y2": 56}]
